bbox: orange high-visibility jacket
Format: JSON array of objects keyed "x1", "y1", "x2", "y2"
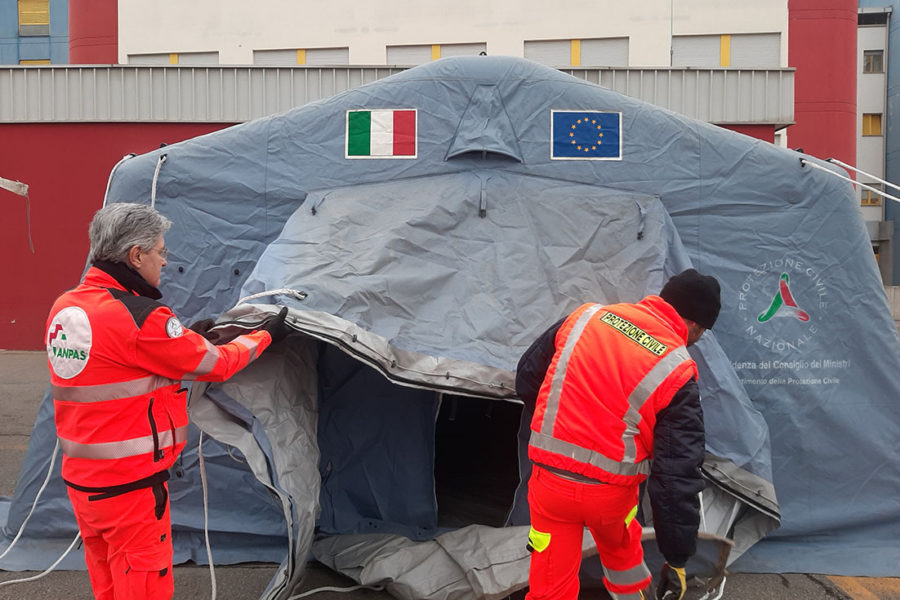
[
  {"x1": 528, "y1": 296, "x2": 697, "y2": 485},
  {"x1": 46, "y1": 266, "x2": 272, "y2": 490}
]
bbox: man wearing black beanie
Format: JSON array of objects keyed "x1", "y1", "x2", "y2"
[{"x1": 516, "y1": 269, "x2": 721, "y2": 600}]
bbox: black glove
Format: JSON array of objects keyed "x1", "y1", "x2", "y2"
[
  {"x1": 188, "y1": 318, "x2": 221, "y2": 343},
  {"x1": 656, "y1": 563, "x2": 687, "y2": 600},
  {"x1": 261, "y1": 307, "x2": 291, "y2": 344}
]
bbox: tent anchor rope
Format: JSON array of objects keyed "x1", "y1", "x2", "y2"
[
  {"x1": 150, "y1": 153, "x2": 168, "y2": 209},
  {"x1": 0, "y1": 440, "x2": 61, "y2": 562},
  {"x1": 238, "y1": 288, "x2": 308, "y2": 305},
  {"x1": 826, "y1": 157, "x2": 900, "y2": 197},
  {"x1": 800, "y1": 157, "x2": 900, "y2": 204},
  {"x1": 198, "y1": 432, "x2": 217, "y2": 600},
  {"x1": 0, "y1": 439, "x2": 83, "y2": 589},
  {"x1": 102, "y1": 154, "x2": 135, "y2": 207},
  {"x1": 0, "y1": 532, "x2": 81, "y2": 589}
]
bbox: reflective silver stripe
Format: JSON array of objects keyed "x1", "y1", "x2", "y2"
[
  {"x1": 541, "y1": 304, "x2": 605, "y2": 435},
  {"x1": 604, "y1": 561, "x2": 652, "y2": 587},
  {"x1": 234, "y1": 335, "x2": 261, "y2": 362},
  {"x1": 187, "y1": 339, "x2": 221, "y2": 376},
  {"x1": 52, "y1": 375, "x2": 175, "y2": 403},
  {"x1": 620, "y1": 346, "x2": 692, "y2": 463},
  {"x1": 59, "y1": 425, "x2": 188, "y2": 460},
  {"x1": 528, "y1": 430, "x2": 650, "y2": 477}
]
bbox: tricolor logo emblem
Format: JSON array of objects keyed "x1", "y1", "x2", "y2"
[
  {"x1": 346, "y1": 109, "x2": 417, "y2": 158},
  {"x1": 758, "y1": 273, "x2": 810, "y2": 322}
]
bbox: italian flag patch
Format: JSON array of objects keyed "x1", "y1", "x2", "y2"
[{"x1": 346, "y1": 109, "x2": 417, "y2": 158}]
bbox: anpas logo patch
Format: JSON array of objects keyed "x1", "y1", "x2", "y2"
[
  {"x1": 47, "y1": 306, "x2": 92, "y2": 379},
  {"x1": 165, "y1": 316, "x2": 184, "y2": 338}
]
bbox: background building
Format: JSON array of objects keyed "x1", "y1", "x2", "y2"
[
  {"x1": 2, "y1": 0, "x2": 882, "y2": 350},
  {"x1": 0, "y1": 0, "x2": 67, "y2": 64},
  {"x1": 857, "y1": 7, "x2": 893, "y2": 283},
  {"x1": 116, "y1": 1, "x2": 787, "y2": 69},
  {"x1": 858, "y1": 0, "x2": 900, "y2": 285}
]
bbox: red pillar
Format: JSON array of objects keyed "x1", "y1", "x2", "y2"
[
  {"x1": 69, "y1": 0, "x2": 118, "y2": 64},
  {"x1": 788, "y1": 0, "x2": 857, "y2": 165}
]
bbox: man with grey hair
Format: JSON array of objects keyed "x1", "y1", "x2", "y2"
[{"x1": 45, "y1": 202, "x2": 289, "y2": 600}]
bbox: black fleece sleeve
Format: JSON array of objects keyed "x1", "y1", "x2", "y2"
[
  {"x1": 647, "y1": 378, "x2": 705, "y2": 567},
  {"x1": 515, "y1": 317, "x2": 565, "y2": 414}
]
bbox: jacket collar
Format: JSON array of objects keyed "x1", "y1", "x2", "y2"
[
  {"x1": 86, "y1": 260, "x2": 163, "y2": 300},
  {"x1": 639, "y1": 295, "x2": 688, "y2": 344}
]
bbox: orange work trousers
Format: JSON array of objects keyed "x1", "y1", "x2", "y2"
[
  {"x1": 67, "y1": 482, "x2": 174, "y2": 600},
  {"x1": 526, "y1": 466, "x2": 651, "y2": 600}
]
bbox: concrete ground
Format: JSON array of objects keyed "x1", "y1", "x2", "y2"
[{"x1": 1, "y1": 349, "x2": 897, "y2": 600}]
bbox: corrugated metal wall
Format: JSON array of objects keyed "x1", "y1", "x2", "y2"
[{"x1": 0, "y1": 64, "x2": 794, "y2": 126}]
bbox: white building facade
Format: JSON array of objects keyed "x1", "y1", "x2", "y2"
[
  {"x1": 117, "y1": 0, "x2": 789, "y2": 69},
  {"x1": 857, "y1": 8, "x2": 893, "y2": 279}
]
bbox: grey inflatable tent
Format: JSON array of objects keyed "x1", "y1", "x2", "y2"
[{"x1": 3, "y1": 56, "x2": 900, "y2": 599}]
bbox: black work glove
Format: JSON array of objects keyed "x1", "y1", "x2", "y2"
[
  {"x1": 261, "y1": 307, "x2": 291, "y2": 344},
  {"x1": 188, "y1": 318, "x2": 225, "y2": 344},
  {"x1": 656, "y1": 563, "x2": 687, "y2": 600}
]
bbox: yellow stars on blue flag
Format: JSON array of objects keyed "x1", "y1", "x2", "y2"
[{"x1": 551, "y1": 110, "x2": 622, "y2": 160}]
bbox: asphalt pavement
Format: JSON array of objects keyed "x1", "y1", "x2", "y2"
[{"x1": 0, "y1": 350, "x2": 896, "y2": 600}]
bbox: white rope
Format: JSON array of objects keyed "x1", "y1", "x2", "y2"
[
  {"x1": 0, "y1": 532, "x2": 81, "y2": 588},
  {"x1": 801, "y1": 158, "x2": 900, "y2": 204},
  {"x1": 287, "y1": 584, "x2": 385, "y2": 599},
  {"x1": 237, "y1": 288, "x2": 308, "y2": 305},
  {"x1": 150, "y1": 153, "x2": 168, "y2": 209},
  {"x1": 0, "y1": 440, "x2": 60, "y2": 561},
  {"x1": 101, "y1": 153, "x2": 135, "y2": 208},
  {"x1": 826, "y1": 157, "x2": 900, "y2": 195},
  {"x1": 198, "y1": 432, "x2": 217, "y2": 600}
]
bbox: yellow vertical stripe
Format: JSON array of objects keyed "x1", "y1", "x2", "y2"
[
  {"x1": 297, "y1": 49, "x2": 306, "y2": 65},
  {"x1": 18, "y1": 0, "x2": 49, "y2": 26},
  {"x1": 431, "y1": 44, "x2": 441, "y2": 61},
  {"x1": 625, "y1": 505, "x2": 639, "y2": 526},
  {"x1": 720, "y1": 34, "x2": 731, "y2": 67},
  {"x1": 571, "y1": 39, "x2": 581, "y2": 66},
  {"x1": 169, "y1": 53, "x2": 179, "y2": 65}
]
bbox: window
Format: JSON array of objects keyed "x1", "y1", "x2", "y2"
[
  {"x1": 859, "y1": 12, "x2": 889, "y2": 26},
  {"x1": 387, "y1": 43, "x2": 486, "y2": 65},
  {"x1": 253, "y1": 47, "x2": 350, "y2": 66},
  {"x1": 128, "y1": 52, "x2": 219, "y2": 65},
  {"x1": 861, "y1": 184, "x2": 883, "y2": 206},
  {"x1": 864, "y1": 50, "x2": 884, "y2": 73},
  {"x1": 862, "y1": 113, "x2": 883, "y2": 136},
  {"x1": 524, "y1": 39, "x2": 572, "y2": 67},
  {"x1": 672, "y1": 33, "x2": 780, "y2": 68},
  {"x1": 18, "y1": 0, "x2": 49, "y2": 36}
]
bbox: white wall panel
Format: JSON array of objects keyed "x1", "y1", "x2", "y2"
[
  {"x1": 524, "y1": 40, "x2": 570, "y2": 67},
  {"x1": 580, "y1": 38, "x2": 629, "y2": 67},
  {"x1": 386, "y1": 45, "x2": 432, "y2": 65},
  {"x1": 672, "y1": 35, "x2": 720, "y2": 68},
  {"x1": 730, "y1": 33, "x2": 780, "y2": 68},
  {"x1": 439, "y1": 43, "x2": 487, "y2": 58}
]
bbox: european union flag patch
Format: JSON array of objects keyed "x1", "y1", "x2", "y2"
[{"x1": 551, "y1": 110, "x2": 622, "y2": 160}]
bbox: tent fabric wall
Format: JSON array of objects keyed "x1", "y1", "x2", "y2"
[{"x1": 3, "y1": 56, "x2": 899, "y2": 596}]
